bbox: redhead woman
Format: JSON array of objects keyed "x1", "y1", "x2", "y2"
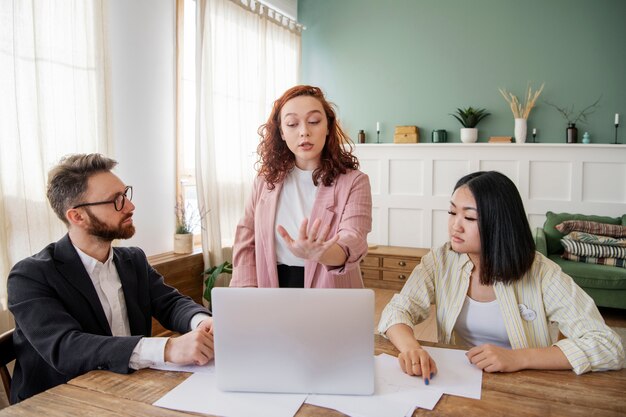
[
  {"x1": 379, "y1": 171, "x2": 624, "y2": 384},
  {"x1": 230, "y1": 85, "x2": 372, "y2": 288}
]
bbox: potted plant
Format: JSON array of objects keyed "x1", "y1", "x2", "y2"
[
  {"x1": 174, "y1": 199, "x2": 198, "y2": 254},
  {"x1": 450, "y1": 106, "x2": 490, "y2": 143},
  {"x1": 544, "y1": 95, "x2": 601, "y2": 143},
  {"x1": 203, "y1": 261, "x2": 233, "y2": 307}
]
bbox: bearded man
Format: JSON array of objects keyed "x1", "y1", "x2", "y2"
[{"x1": 8, "y1": 153, "x2": 214, "y2": 403}]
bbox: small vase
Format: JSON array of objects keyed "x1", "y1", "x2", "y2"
[
  {"x1": 582, "y1": 132, "x2": 590, "y2": 144},
  {"x1": 566, "y1": 123, "x2": 578, "y2": 143},
  {"x1": 174, "y1": 233, "x2": 193, "y2": 254},
  {"x1": 431, "y1": 129, "x2": 447, "y2": 143},
  {"x1": 514, "y1": 118, "x2": 527, "y2": 143}
]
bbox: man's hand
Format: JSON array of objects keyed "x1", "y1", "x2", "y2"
[
  {"x1": 197, "y1": 317, "x2": 214, "y2": 335},
  {"x1": 164, "y1": 321, "x2": 214, "y2": 365}
]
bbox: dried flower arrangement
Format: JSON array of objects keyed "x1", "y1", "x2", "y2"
[
  {"x1": 499, "y1": 83, "x2": 545, "y2": 119},
  {"x1": 175, "y1": 198, "x2": 202, "y2": 234}
]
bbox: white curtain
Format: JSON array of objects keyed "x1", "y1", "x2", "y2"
[
  {"x1": 196, "y1": 0, "x2": 301, "y2": 268},
  {"x1": 0, "y1": 1, "x2": 109, "y2": 331}
]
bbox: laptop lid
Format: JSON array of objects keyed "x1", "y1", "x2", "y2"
[{"x1": 212, "y1": 288, "x2": 375, "y2": 395}]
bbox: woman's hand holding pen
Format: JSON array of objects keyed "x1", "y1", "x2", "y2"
[
  {"x1": 277, "y1": 218, "x2": 339, "y2": 262},
  {"x1": 398, "y1": 348, "x2": 438, "y2": 385}
]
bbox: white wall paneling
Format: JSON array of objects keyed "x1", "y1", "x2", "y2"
[{"x1": 354, "y1": 144, "x2": 626, "y2": 249}]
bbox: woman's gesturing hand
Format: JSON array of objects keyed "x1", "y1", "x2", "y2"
[{"x1": 277, "y1": 218, "x2": 339, "y2": 262}]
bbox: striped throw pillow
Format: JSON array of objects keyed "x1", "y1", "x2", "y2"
[
  {"x1": 565, "y1": 231, "x2": 626, "y2": 247},
  {"x1": 555, "y1": 220, "x2": 626, "y2": 238},
  {"x1": 561, "y1": 238, "x2": 626, "y2": 259},
  {"x1": 562, "y1": 251, "x2": 626, "y2": 269}
]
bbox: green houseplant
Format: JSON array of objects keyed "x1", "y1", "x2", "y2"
[
  {"x1": 450, "y1": 106, "x2": 490, "y2": 143},
  {"x1": 203, "y1": 261, "x2": 233, "y2": 305}
]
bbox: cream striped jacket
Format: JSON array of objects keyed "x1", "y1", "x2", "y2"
[{"x1": 377, "y1": 243, "x2": 625, "y2": 374}]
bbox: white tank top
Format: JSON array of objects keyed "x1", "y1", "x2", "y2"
[
  {"x1": 275, "y1": 167, "x2": 318, "y2": 266},
  {"x1": 453, "y1": 295, "x2": 512, "y2": 348}
]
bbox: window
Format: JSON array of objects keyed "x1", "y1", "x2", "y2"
[{"x1": 177, "y1": 0, "x2": 301, "y2": 250}]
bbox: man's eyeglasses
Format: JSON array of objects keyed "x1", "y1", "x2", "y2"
[{"x1": 73, "y1": 186, "x2": 133, "y2": 212}]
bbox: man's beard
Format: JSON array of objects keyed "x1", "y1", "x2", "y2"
[{"x1": 84, "y1": 207, "x2": 135, "y2": 241}]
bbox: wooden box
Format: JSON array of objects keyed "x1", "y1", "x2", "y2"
[
  {"x1": 394, "y1": 125, "x2": 419, "y2": 143},
  {"x1": 395, "y1": 125, "x2": 417, "y2": 134}
]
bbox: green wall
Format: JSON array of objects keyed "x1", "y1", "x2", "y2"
[{"x1": 299, "y1": 0, "x2": 626, "y2": 143}]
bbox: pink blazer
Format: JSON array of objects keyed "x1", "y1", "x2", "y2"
[{"x1": 231, "y1": 169, "x2": 372, "y2": 288}]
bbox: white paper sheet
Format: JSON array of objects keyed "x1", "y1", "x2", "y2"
[
  {"x1": 153, "y1": 366, "x2": 306, "y2": 417},
  {"x1": 305, "y1": 355, "x2": 443, "y2": 417},
  {"x1": 372, "y1": 349, "x2": 482, "y2": 400},
  {"x1": 152, "y1": 346, "x2": 481, "y2": 417},
  {"x1": 422, "y1": 346, "x2": 483, "y2": 399}
]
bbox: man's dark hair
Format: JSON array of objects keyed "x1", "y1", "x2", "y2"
[
  {"x1": 47, "y1": 153, "x2": 117, "y2": 225},
  {"x1": 454, "y1": 171, "x2": 535, "y2": 285}
]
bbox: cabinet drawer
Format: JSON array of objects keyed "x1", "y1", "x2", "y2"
[
  {"x1": 360, "y1": 256, "x2": 380, "y2": 268},
  {"x1": 382, "y1": 270, "x2": 410, "y2": 283},
  {"x1": 360, "y1": 268, "x2": 381, "y2": 281},
  {"x1": 382, "y1": 257, "x2": 419, "y2": 272}
]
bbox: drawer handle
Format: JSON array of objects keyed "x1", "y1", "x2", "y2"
[
  {"x1": 398, "y1": 261, "x2": 406, "y2": 267},
  {"x1": 361, "y1": 271, "x2": 365, "y2": 276},
  {"x1": 398, "y1": 274, "x2": 406, "y2": 280}
]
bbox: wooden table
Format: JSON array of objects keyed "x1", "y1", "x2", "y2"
[{"x1": 2, "y1": 336, "x2": 625, "y2": 417}]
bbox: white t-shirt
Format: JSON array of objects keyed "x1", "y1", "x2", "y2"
[
  {"x1": 453, "y1": 295, "x2": 512, "y2": 348},
  {"x1": 275, "y1": 167, "x2": 318, "y2": 266}
]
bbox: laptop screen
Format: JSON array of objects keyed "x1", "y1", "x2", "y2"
[{"x1": 212, "y1": 288, "x2": 375, "y2": 395}]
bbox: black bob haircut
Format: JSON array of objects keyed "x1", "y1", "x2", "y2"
[{"x1": 454, "y1": 171, "x2": 536, "y2": 285}]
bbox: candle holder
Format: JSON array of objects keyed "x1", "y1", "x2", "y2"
[
  {"x1": 377, "y1": 130, "x2": 380, "y2": 144},
  {"x1": 615, "y1": 124, "x2": 620, "y2": 144},
  {"x1": 532, "y1": 131, "x2": 536, "y2": 143}
]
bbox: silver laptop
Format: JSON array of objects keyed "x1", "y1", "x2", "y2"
[{"x1": 212, "y1": 288, "x2": 375, "y2": 395}]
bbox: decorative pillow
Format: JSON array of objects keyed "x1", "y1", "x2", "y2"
[
  {"x1": 560, "y1": 238, "x2": 626, "y2": 259},
  {"x1": 555, "y1": 220, "x2": 626, "y2": 238},
  {"x1": 562, "y1": 251, "x2": 626, "y2": 269},
  {"x1": 543, "y1": 212, "x2": 621, "y2": 255},
  {"x1": 565, "y1": 231, "x2": 626, "y2": 247}
]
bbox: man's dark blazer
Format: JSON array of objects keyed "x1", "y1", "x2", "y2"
[{"x1": 7, "y1": 234, "x2": 209, "y2": 403}]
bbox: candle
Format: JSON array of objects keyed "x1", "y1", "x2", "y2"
[
  {"x1": 376, "y1": 122, "x2": 380, "y2": 132},
  {"x1": 533, "y1": 128, "x2": 537, "y2": 135},
  {"x1": 616, "y1": 113, "x2": 620, "y2": 125}
]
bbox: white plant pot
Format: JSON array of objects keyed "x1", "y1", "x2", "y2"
[
  {"x1": 460, "y1": 128, "x2": 478, "y2": 143},
  {"x1": 174, "y1": 233, "x2": 193, "y2": 254}
]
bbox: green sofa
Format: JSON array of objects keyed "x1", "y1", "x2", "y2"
[{"x1": 535, "y1": 211, "x2": 626, "y2": 310}]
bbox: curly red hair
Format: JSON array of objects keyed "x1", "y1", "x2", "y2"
[{"x1": 256, "y1": 85, "x2": 359, "y2": 189}]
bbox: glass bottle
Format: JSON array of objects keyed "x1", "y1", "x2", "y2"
[
  {"x1": 358, "y1": 130, "x2": 365, "y2": 144},
  {"x1": 566, "y1": 123, "x2": 578, "y2": 144}
]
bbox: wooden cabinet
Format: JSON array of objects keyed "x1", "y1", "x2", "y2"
[
  {"x1": 360, "y1": 246, "x2": 429, "y2": 291},
  {"x1": 148, "y1": 249, "x2": 205, "y2": 336}
]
